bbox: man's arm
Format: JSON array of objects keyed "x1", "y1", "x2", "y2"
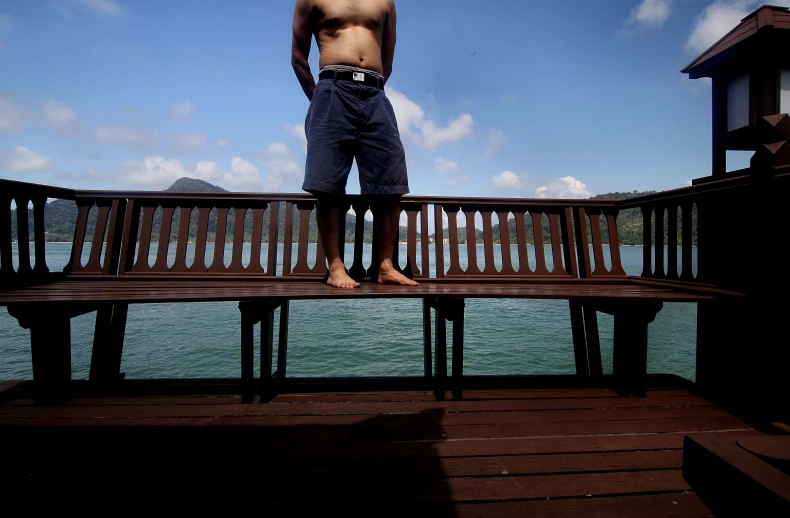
[
  {"x1": 381, "y1": 1, "x2": 397, "y2": 84},
  {"x1": 292, "y1": 0, "x2": 315, "y2": 101}
]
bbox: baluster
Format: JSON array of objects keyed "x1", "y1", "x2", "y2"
[
  {"x1": 228, "y1": 206, "x2": 247, "y2": 274},
  {"x1": 654, "y1": 204, "x2": 665, "y2": 279},
  {"x1": 642, "y1": 206, "x2": 652, "y2": 278},
  {"x1": 171, "y1": 206, "x2": 193, "y2": 273},
  {"x1": 33, "y1": 196, "x2": 49, "y2": 275},
  {"x1": 464, "y1": 209, "x2": 480, "y2": 275},
  {"x1": 681, "y1": 201, "x2": 694, "y2": 280},
  {"x1": 531, "y1": 211, "x2": 550, "y2": 275},
  {"x1": 497, "y1": 210, "x2": 516, "y2": 275},
  {"x1": 85, "y1": 203, "x2": 111, "y2": 273},
  {"x1": 548, "y1": 212, "x2": 566, "y2": 275},
  {"x1": 573, "y1": 207, "x2": 592, "y2": 278},
  {"x1": 69, "y1": 202, "x2": 92, "y2": 273},
  {"x1": 667, "y1": 204, "x2": 678, "y2": 280},
  {"x1": 421, "y1": 204, "x2": 430, "y2": 278},
  {"x1": 481, "y1": 210, "x2": 497, "y2": 275},
  {"x1": 605, "y1": 211, "x2": 626, "y2": 276},
  {"x1": 434, "y1": 204, "x2": 445, "y2": 278},
  {"x1": 281, "y1": 202, "x2": 294, "y2": 276},
  {"x1": 152, "y1": 204, "x2": 174, "y2": 272},
  {"x1": 406, "y1": 208, "x2": 420, "y2": 277},
  {"x1": 292, "y1": 202, "x2": 313, "y2": 274},
  {"x1": 14, "y1": 196, "x2": 32, "y2": 276},
  {"x1": 267, "y1": 201, "x2": 280, "y2": 276},
  {"x1": 189, "y1": 206, "x2": 210, "y2": 273},
  {"x1": 588, "y1": 211, "x2": 607, "y2": 277},
  {"x1": 446, "y1": 206, "x2": 463, "y2": 276},
  {"x1": 514, "y1": 212, "x2": 530, "y2": 275},
  {"x1": 247, "y1": 205, "x2": 266, "y2": 274}
]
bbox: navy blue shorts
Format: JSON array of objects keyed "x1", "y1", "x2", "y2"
[{"x1": 302, "y1": 78, "x2": 409, "y2": 196}]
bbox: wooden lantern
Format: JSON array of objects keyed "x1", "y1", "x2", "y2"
[{"x1": 682, "y1": 5, "x2": 790, "y2": 176}]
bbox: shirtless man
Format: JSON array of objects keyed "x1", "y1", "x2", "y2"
[{"x1": 291, "y1": 0, "x2": 418, "y2": 288}]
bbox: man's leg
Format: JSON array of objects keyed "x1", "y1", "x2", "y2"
[
  {"x1": 376, "y1": 196, "x2": 419, "y2": 286},
  {"x1": 316, "y1": 195, "x2": 359, "y2": 288}
]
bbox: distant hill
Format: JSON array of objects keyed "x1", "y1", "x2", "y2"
[
  {"x1": 9, "y1": 179, "x2": 695, "y2": 246},
  {"x1": 165, "y1": 177, "x2": 228, "y2": 193}
]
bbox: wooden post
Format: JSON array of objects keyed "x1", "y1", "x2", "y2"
[
  {"x1": 88, "y1": 303, "x2": 128, "y2": 389},
  {"x1": 277, "y1": 300, "x2": 290, "y2": 386},
  {"x1": 239, "y1": 301, "x2": 255, "y2": 403},
  {"x1": 422, "y1": 298, "x2": 433, "y2": 378},
  {"x1": 31, "y1": 312, "x2": 72, "y2": 405},
  {"x1": 583, "y1": 306, "x2": 603, "y2": 377},
  {"x1": 611, "y1": 302, "x2": 663, "y2": 397},
  {"x1": 568, "y1": 301, "x2": 590, "y2": 376},
  {"x1": 450, "y1": 299, "x2": 465, "y2": 400},
  {"x1": 434, "y1": 301, "x2": 447, "y2": 401}
]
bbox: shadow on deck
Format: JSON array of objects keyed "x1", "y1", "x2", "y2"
[{"x1": 0, "y1": 384, "x2": 758, "y2": 516}]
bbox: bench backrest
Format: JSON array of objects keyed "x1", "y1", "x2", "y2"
[{"x1": 0, "y1": 179, "x2": 629, "y2": 286}]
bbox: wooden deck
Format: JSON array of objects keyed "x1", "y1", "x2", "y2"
[{"x1": 0, "y1": 386, "x2": 759, "y2": 515}]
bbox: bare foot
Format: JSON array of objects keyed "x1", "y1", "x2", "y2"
[
  {"x1": 378, "y1": 267, "x2": 419, "y2": 286},
  {"x1": 327, "y1": 267, "x2": 360, "y2": 289}
]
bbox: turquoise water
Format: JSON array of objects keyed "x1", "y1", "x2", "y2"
[{"x1": 0, "y1": 243, "x2": 697, "y2": 381}]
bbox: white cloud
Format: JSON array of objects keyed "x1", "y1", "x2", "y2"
[
  {"x1": 485, "y1": 129, "x2": 505, "y2": 156},
  {"x1": 0, "y1": 13, "x2": 13, "y2": 32},
  {"x1": 490, "y1": 170, "x2": 527, "y2": 190},
  {"x1": 286, "y1": 123, "x2": 307, "y2": 153},
  {"x1": 120, "y1": 156, "x2": 222, "y2": 188},
  {"x1": 222, "y1": 157, "x2": 263, "y2": 190},
  {"x1": 535, "y1": 176, "x2": 591, "y2": 198},
  {"x1": 3, "y1": 146, "x2": 55, "y2": 173},
  {"x1": 0, "y1": 96, "x2": 30, "y2": 133},
  {"x1": 624, "y1": 0, "x2": 672, "y2": 32},
  {"x1": 169, "y1": 100, "x2": 193, "y2": 119},
  {"x1": 94, "y1": 126, "x2": 154, "y2": 146},
  {"x1": 261, "y1": 142, "x2": 302, "y2": 189},
  {"x1": 385, "y1": 87, "x2": 474, "y2": 149},
  {"x1": 433, "y1": 156, "x2": 459, "y2": 173},
  {"x1": 175, "y1": 131, "x2": 209, "y2": 152},
  {"x1": 76, "y1": 0, "x2": 126, "y2": 16},
  {"x1": 449, "y1": 173, "x2": 470, "y2": 187},
  {"x1": 217, "y1": 138, "x2": 229, "y2": 148},
  {"x1": 686, "y1": 1, "x2": 756, "y2": 54},
  {"x1": 41, "y1": 99, "x2": 78, "y2": 131}
]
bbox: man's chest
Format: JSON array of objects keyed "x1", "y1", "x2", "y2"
[{"x1": 313, "y1": 0, "x2": 387, "y2": 29}]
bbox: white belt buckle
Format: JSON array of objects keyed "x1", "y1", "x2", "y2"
[{"x1": 352, "y1": 72, "x2": 365, "y2": 82}]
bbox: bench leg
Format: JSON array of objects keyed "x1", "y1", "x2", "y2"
[
  {"x1": 240, "y1": 302, "x2": 255, "y2": 403},
  {"x1": 583, "y1": 305, "x2": 603, "y2": 377},
  {"x1": 240, "y1": 300, "x2": 280, "y2": 403},
  {"x1": 423, "y1": 298, "x2": 433, "y2": 378},
  {"x1": 260, "y1": 304, "x2": 275, "y2": 402},
  {"x1": 277, "y1": 300, "x2": 290, "y2": 389},
  {"x1": 434, "y1": 302, "x2": 447, "y2": 401},
  {"x1": 31, "y1": 314, "x2": 72, "y2": 405},
  {"x1": 569, "y1": 301, "x2": 590, "y2": 376},
  {"x1": 611, "y1": 302, "x2": 663, "y2": 397},
  {"x1": 89, "y1": 303, "x2": 128, "y2": 390},
  {"x1": 449, "y1": 299, "x2": 465, "y2": 400}
]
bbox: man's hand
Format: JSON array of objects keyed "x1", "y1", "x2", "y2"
[{"x1": 292, "y1": 0, "x2": 316, "y2": 100}]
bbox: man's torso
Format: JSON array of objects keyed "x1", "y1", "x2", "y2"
[{"x1": 310, "y1": 0, "x2": 391, "y2": 76}]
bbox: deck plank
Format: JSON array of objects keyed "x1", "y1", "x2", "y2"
[{"x1": 0, "y1": 387, "x2": 740, "y2": 514}]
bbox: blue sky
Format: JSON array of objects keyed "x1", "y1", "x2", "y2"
[{"x1": 1, "y1": 0, "x2": 787, "y2": 198}]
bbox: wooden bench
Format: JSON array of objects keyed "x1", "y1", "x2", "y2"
[{"x1": 0, "y1": 179, "x2": 742, "y2": 404}]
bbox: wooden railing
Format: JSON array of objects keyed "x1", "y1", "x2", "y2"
[{"x1": 2, "y1": 176, "x2": 766, "y2": 289}]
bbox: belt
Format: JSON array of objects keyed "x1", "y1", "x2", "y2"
[{"x1": 319, "y1": 70, "x2": 383, "y2": 88}]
